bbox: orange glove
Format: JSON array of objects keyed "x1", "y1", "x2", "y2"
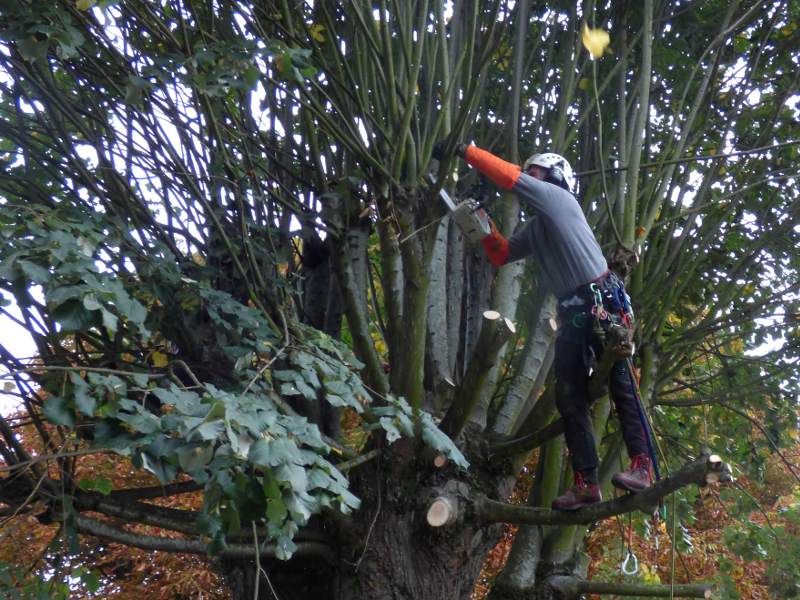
[
  {"x1": 464, "y1": 146, "x2": 522, "y2": 191},
  {"x1": 481, "y1": 220, "x2": 509, "y2": 266}
]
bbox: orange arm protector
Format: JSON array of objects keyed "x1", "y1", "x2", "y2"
[
  {"x1": 481, "y1": 220, "x2": 509, "y2": 266},
  {"x1": 464, "y1": 146, "x2": 521, "y2": 191}
]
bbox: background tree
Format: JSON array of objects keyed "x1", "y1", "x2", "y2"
[{"x1": 0, "y1": 0, "x2": 799, "y2": 599}]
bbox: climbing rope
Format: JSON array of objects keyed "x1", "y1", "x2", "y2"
[{"x1": 621, "y1": 511, "x2": 639, "y2": 575}]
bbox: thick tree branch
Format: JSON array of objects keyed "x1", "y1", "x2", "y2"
[
  {"x1": 547, "y1": 576, "x2": 712, "y2": 599},
  {"x1": 78, "y1": 493, "x2": 331, "y2": 543},
  {"x1": 78, "y1": 493, "x2": 200, "y2": 529},
  {"x1": 475, "y1": 456, "x2": 731, "y2": 526},
  {"x1": 75, "y1": 514, "x2": 333, "y2": 562},
  {"x1": 107, "y1": 481, "x2": 204, "y2": 501},
  {"x1": 439, "y1": 311, "x2": 516, "y2": 438},
  {"x1": 489, "y1": 419, "x2": 565, "y2": 462}
]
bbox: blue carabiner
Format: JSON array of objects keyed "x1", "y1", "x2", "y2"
[{"x1": 613, "y1": 287, "x2": 630, "y2": 314}]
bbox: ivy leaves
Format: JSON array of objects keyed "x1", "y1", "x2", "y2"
[
  {"x1": 0, "y1": 206, "x2": 152, "y2": 342},
  {"x1": 0, "y1": 198, "x2": 467, "y2": 560}
]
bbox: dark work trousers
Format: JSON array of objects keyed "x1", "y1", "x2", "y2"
[{"x1": 554, "y1": 311, "x2": 649, "y2": 473}]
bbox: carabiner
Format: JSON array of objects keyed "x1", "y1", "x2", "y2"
[
  {"x1": 590, "y1": 283, "x2": 603, "y2": 307},
  {"x1": 590, "y1": 305, "x2": 608, "y2": 320},
  {"x1": 621, "y1": 552, "x2": 639, "y2": 576}
]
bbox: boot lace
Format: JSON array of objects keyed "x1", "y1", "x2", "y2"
[
  {"x1": 573, "y1": 471, "x2": 586, "y2": 491},
  {"x1": 627, "y1": 455, "x2": 649, "y2": 477}
]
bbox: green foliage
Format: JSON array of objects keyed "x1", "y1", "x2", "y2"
[
  {"x1": 0, "y1": 561, "x2": 70, "y2": 600},
  {"x1": 0, "y1": 197, "x2": 464, "y2": 561},
  {"x1": 1, "y1": 0, "x2": 799, "y2": 597}
]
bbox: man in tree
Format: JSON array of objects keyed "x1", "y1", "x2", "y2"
[{"x1": 433, "y1": 142, "x2": 653, "y2": 510}]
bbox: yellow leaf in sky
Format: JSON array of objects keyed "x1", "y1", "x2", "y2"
[
  {"x1": 578, "y1": 78, "x2": 589, "y2": 90},
  {"x1": 76, "y1": 0, "x2": 96, "y2": 10},
  {"x1": 790, "y1": 429, "x2": 799, "y2": 440},
  {"x1": 152, "y1": 351, "x2": 169, "y2": 368},
  {"x1": 582, "y1": 24, "x2": 610, "y2": 59}
]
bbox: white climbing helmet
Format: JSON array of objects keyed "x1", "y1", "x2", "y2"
[{"x1": 522, "y1": 153, "x2": 575, "y2": 192}]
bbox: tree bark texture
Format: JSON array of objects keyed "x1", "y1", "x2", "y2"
[
  {"x1": 335, "y1": 437, "x2": 504, "y2": 600},
  {"x1": 446, "y1": 219, "x2": 465, "y2": 380},
  {"x1": 377, "y1": 219, "x2": 404, "y2": 366},
  {"x1": 214, "y1": 437, "x2": 507, "y2": 600},
  {"x1": 425, "y1": 217, "x2": 453, "y2": 400},
  {"x1": 488, "y1": 293, "x2": 557, "y2": 436},
  {"x1": 300, "y1": 234, "x2": 331, "y2": 331},
  {"x1": 463, "y1": 250, "x2": 495, "y2": 371},
  {"x1": 472, "y1": 258, "x2": 524, "y2": 429}
]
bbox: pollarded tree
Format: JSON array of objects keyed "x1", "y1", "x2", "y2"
[{"x1": 0, "y1": 1, "x2": 799, "y2": 599}]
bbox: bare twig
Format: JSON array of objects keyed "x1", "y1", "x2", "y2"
[
  {"x1": 0, "y1": 367, "x2": 165, "y2": 379},
  {"x1": 574, "y1": 139, "x2": 800, "y2": 177},
  {"x1": 243, "y1": 346, "x2": 288, "y2": 396}
]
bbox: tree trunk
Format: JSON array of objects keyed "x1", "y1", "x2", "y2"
[
  {"x1": 425, "y1": 217, "x2": 453, "y2": 401},
  {"x1": 446, "y1": 219, "x2": 466, "y2": 380},
  {"x1": 217, "y1": 436, "x2": 505, "y2": 600},
  {"x1": 463, "y1": 250, "x2": 494, "y2": 370},
  {"x1": 488, "y1": 293, "x2": 557, "y2": 436}
]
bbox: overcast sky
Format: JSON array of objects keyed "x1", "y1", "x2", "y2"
[{"x1": 1, "y1": 305, "x2": 37, "y2": 416}]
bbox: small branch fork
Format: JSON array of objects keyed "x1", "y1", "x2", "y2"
[{"x1": 473, "y1": 455, "x2": 731, "y2": 527}]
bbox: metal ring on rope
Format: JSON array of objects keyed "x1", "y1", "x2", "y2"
[{"x1": 621, "y1": 552, "x2": 639, "y2": 576}]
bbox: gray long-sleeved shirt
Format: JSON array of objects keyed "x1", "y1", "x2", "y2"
[{"x1": 505, "y1": 174, "x2": 608, "y2": 299}]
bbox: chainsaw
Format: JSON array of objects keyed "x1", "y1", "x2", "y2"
[{"x1": 424, "y1": 174, "x2": 491, "y2": 242}]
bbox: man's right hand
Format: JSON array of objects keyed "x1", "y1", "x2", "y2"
[
  {"x1": 432, "y1": 141, "x2": 468, "y2": 162},
  {"x1": 481, "y1": 219, "x2": 509, "y2": 266}
]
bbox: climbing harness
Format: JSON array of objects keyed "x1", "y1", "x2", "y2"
[{"x1": 586, "y1": 274, "x2": 662, "y2": 483}]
